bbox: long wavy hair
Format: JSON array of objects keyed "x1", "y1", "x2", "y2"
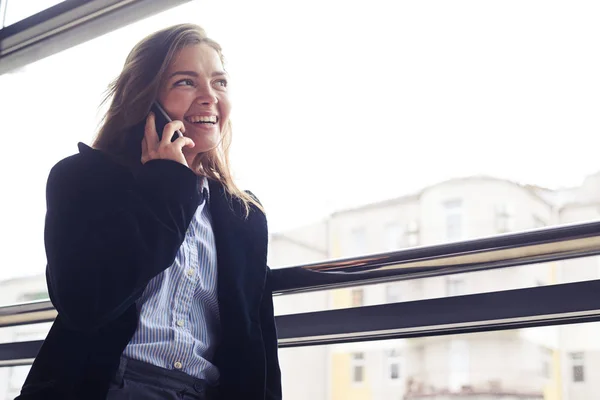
[{"x1": 92, "y1": 23, "x2": 261, "y2": 216}]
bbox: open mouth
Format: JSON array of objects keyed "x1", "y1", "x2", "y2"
[{"x1": 185, "y1": 115, "x2": 219, "y2": 125}]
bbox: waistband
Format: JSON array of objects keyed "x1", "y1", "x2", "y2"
[{"x1": 115, "y1": 356, "x2": 219, "y2": 398}]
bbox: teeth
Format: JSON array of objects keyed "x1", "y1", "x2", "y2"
[{"x1": 187, "y1": 115, "x2": 217, "y2": 123}]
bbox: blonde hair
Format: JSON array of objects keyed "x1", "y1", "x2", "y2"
[{"x1": 92, "y1": 23, "x2": 261, "y2": 216}]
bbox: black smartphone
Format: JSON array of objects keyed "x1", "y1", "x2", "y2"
[{"x1": 150, "y1": 101, "x2": 182, "y2": 142}]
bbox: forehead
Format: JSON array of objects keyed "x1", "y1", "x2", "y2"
[{"x1": 167, "y1": 43, "x2": 224, "y2": 75}]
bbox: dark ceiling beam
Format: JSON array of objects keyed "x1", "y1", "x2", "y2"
[{"x1": 0, "y1": 0, "x2": 191, "y2": 74}]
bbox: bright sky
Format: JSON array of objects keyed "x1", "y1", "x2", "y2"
[{"x1": 0, "y1": 0, "x2": 599, "y2": 281}]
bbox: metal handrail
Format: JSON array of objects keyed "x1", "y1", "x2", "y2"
[
  {"x1": 0, "y1": 300, "x2": 56, "y2": 328},
  {"x1": 271, "y1": 220, "x2": 600, "y2": 293},
  {"x1": 2, "y1": 220, "x2": 600, "y2": 329}
]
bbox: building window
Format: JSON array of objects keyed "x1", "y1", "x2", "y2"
[
  {"x1": 446, "y1": 276, "x2": 466, "y2": 296},
  {"x1": 350, "y1": 227, "x2": 367, "y2": 256},
  {"x1": 406, "y1": 220, "x2": 420, "y2": 247},
  {"x1": 571, "y1": 352, "x2": 585, "y2": 383},
  {"x1": 384, "y1": 223, "x2": 405, "y2": 251},
  {"x1": 541, "y1": 347, "x2": 552, "y2": 378},
  {"x1": 444, "y1": 199, "x2": 463, "y2": 241},
  {"x1": 386, "y1": 349, "x2": 402, "y2": 382},
  {"x1": 351, "y1": 352, "x2": 365, "y2": 383},
  {"x1": 495, "y1": 204, "x2": 515, "y2": 233},
  {"x1": 385, "y1": 283, "x2": 402, "y2": 303},
  {"x1": 351, "y1": 289, "x2": 364, "y2": 307}
]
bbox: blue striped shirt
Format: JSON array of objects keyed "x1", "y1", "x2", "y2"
[{"x1": 123, "y1": 177, "x2": 220, "y2": 383}]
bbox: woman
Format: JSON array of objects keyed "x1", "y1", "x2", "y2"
[{"x1": 17, "y1": 24, "x2": 281, "y2": 400}]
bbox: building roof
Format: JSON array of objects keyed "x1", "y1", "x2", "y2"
[{"x1": 331, "y1": 175, "x2": 554, "y2": 217}]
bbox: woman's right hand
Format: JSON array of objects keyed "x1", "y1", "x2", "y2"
[{"x1": 141, "y1": 113, "x2": 195, "y2": 167}]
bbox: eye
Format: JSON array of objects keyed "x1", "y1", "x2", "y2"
[
  {"x1": 174, "y1": 79, "x2": 194, "y2": 87},
  {"x1": 215, "y1": 79, "x2": 228, "y2": 88}
]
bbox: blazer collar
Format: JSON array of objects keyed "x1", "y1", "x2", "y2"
[{"x1": 77, "y1": 141, "x2": 256, "y2": 243}]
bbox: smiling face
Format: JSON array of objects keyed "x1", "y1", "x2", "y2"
[{"x1": 157, "y1": 43, "x2": 231, "y2": 161}]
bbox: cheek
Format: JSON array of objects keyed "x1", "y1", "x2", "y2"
[
  {"x1": 161, "y1": 93, "x2": 193, "y2": 119},
  {"x1": 218, "y1": 98, "x2": 232, "y2": 122}
]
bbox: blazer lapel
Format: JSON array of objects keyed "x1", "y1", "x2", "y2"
[{"x1": 208, "y1": 180, "x2": 268, "y2": 324}]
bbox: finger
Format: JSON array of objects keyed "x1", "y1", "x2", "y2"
[
  {"x1": 144, "y1": 113, "x2": 160, "y2": 149},
  {"x1": 174, "y1": 137, "x2": 195, "y2": 150},
  {"x1": 160, "y1": 120, "x2": 186, "y2": 145},
  {"x1": 141, "y1": 137, "x2": 149, "y2": 163}
]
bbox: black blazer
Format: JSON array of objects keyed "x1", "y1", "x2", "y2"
[{"x1": 16, "y1": 143, "x2": 282, "y2": 400}]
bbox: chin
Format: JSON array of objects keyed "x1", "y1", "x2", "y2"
[
  {"x1": 186, "y1": 130, "x2": 220, "y2": 148},
  {"x1": 185, "y1": 141, "x2": 220, "y2": 157}
]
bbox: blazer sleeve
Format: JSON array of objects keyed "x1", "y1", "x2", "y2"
[
  {"x1": 44, "y1": 155, "x2": 200, "y2": 332},
  {"x1": 261, "y1": 267, "x2": 283, "y2": 400}
]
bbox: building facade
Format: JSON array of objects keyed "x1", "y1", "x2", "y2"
[
  {"x1": 2, "y1": 174, "x2": 600, "y2": 400},
  {"x1": 268, "y1": 174, "x2": 600, "y2": 400}
]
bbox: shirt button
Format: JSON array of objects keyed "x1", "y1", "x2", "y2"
[
  {"x1": 174, "y1": 361, "x2": 183, "y2": 369},
  {"x1": 187, "y1": 269, "x2": 194, "y2": 277},
  {"x1": 177, "y1": 320, "x2": 185, "y2": 327}
]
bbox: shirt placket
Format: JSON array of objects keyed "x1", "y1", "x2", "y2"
[{"x1": 172, "y1": 216, "x2": 199, "y2": 371}]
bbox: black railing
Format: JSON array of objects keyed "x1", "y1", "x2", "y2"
[{"x1": 2, "y1": 221, "x2": 600, "y2": 366}]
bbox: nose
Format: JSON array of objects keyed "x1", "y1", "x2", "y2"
[{"x1": 194, "y1": 81, "x2": 218, "y2": 105}]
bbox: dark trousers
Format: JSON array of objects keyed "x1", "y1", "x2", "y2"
[{"x1": 106, "y1": 357, "x2": 219, "y2": 400}]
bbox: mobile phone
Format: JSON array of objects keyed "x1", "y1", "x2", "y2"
[{"x1": 151, "y1": 101, "x2": 182, "y2": 142}]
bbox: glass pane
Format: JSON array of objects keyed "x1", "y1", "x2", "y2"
[
  {"x1": 0, "y1": 2, "x2": 223, "y2": 290},
  {"x1": 0, "y1": 322, "x2": 53, "y2": 345},
  {"x1": 0, "y1": 275, "x2": 49, "y2": 308},
  {"x1": 0, "y1": 365, "x2": 31, "y2": 399},
  {"x1": 0, "y1": 0, "x2": 599, "y2": 286},
  {"x1": 0, "y1": 323, "x2": 51, "y2": 399},
  {"x1": 279, "y1": 321, "x2": 600, "y2": 400},
  {"x1": 1, "y1": 1, "x2": 599, "y2": 398},
  {"x1": 3, "y1": 0, "x2": 65, "y2": 27}
]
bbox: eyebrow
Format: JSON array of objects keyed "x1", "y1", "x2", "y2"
[{"x1": 168, "y1": 70, "x2": 227, "y2": 79}]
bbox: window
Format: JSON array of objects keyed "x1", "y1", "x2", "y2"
[
  {"x1": 444, "y1": 199, "x2": 463, "y2": 241},
  {"x1": 406, "y1": 220, "x2": 420, "y2": 247},
  {"x1": 351, "y1": 289, "x2": 364, "y2": 307},
  {"x1": 351, "y1": 352, "x2": 365, "y2": 383},
  {"x1": 20, "y1": 291, "x2": 49, "y2": 302},
  {"x1": 7, "y1": 328, "x2": 40, "y2": 394},
  {"x1": 384, "y1": 223, "x2": 405, "y2": 251},
  {"x1": 541, "y1": 347, "x2": 552, "y2": 378},
  {"x1": 3, "y1": 0, "x2": 65, "y2": 27},
  {"x1": 446, "y1": 276, "x2": 465, "y2": 296},
  {"x1": 8, "y1": 366, "x2": 31, "y2": 393},
  {"x1": 0, "y1": 1, "x2": 6, "y2": 28},
  {"x1": 495, "y1": 204, "x2": 515, "y2": 233},
  {"x1": 571, "y1": 352, "x2": 585, "y2": 383},
  {"x1": 386, "y1": 349, "x2": 402, "y2": 382},
  {"x1": 350, "y1": 228, "x2": 367, "y2": 256},
  {"x1": 385, "y1": 283, "x2": 402, "y2": 303}
]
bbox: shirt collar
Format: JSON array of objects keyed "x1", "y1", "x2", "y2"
[{"x1": 199, "y1": 177, "x2": 210, "y2": 203}]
